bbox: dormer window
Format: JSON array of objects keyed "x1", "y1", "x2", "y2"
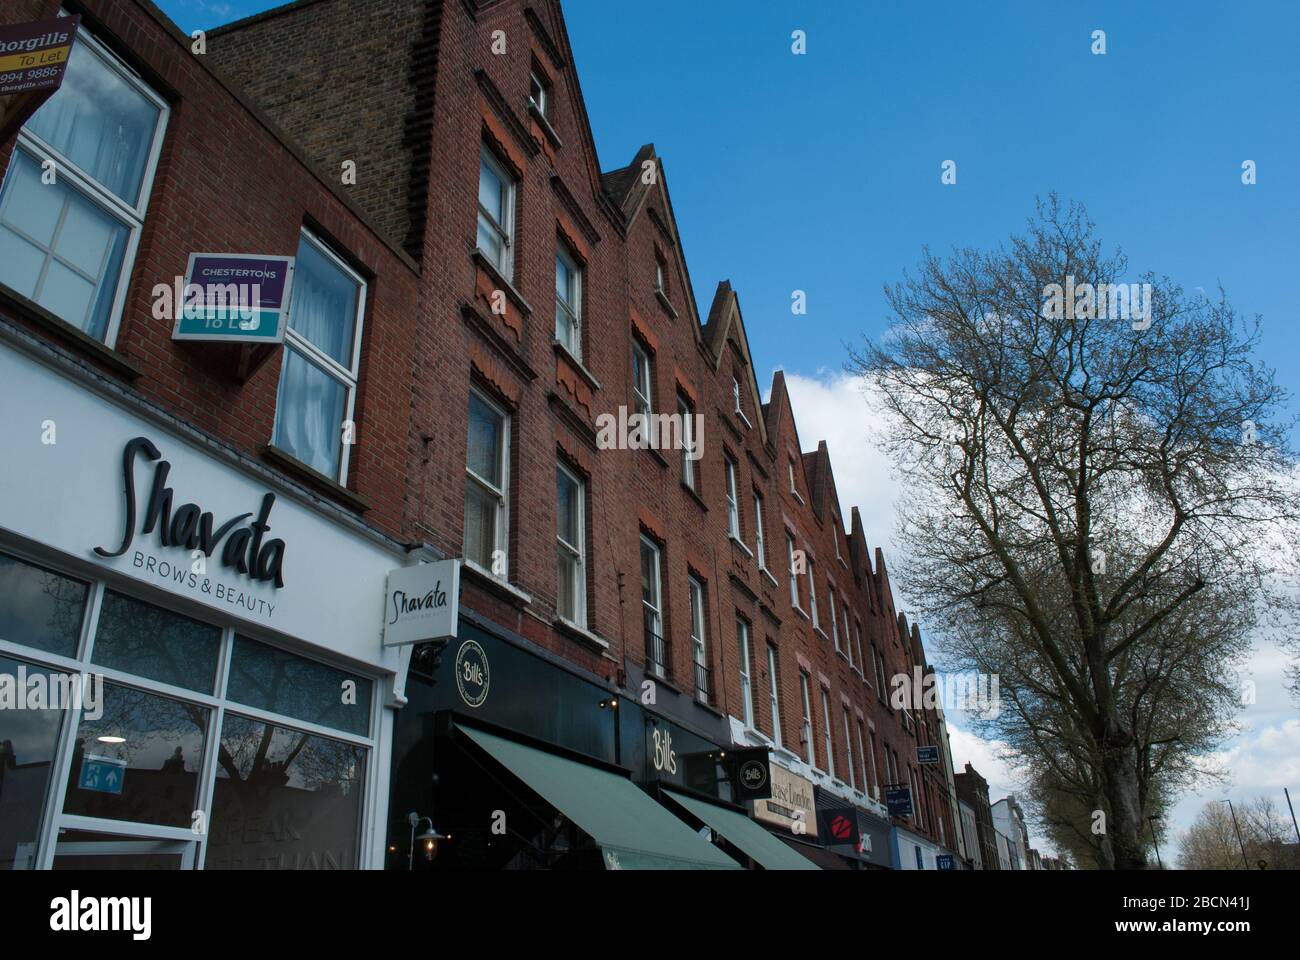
[
  {"x1": 654, "y1": 258, "x2": 665, "y2": 293},
  {"x1": 732, "y1": 377, "x2": 741, "y2": 414}
]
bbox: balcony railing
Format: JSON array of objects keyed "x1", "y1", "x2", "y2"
[
  {"x1": 644, "y1": 627, "x2": 670, "y2": 680},
  {"x1": 693, "y1": 660, "x2": 711, "y2": 703}
]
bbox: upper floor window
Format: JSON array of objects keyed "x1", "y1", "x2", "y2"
[
  {"x1": 654, "y1": 257, "x2": 665, "y2": 294},
  {"x1": 798, "y1": 671, "x2": 815, "y2": 766},
  {"x1": 843, "y1": 603, "x2": 854, "y2": 666},
  {"x1": 554, "y1": 241, "x2": 582, "y2": 358},
  {"x1": 788, "y1": 458, "x2": 801, "y2": 501},
  {"x1": 555, "y1": 461, "x2": 586, "y2": 626},
  {"x1": 0, "y1": 23, "x2": 168, "y2": 345},
  {"x1": 856, "y1": 719, "x2": 870, "y2": 796},
  {"x1": 753, "y1": 492, "x2": 768, "y2": 570},
  {"x1": 842, "y1": 708, "x2": 857, "y2": 791},
  {"x1": 737, "y1": 617, "x2": 753, "y2": 729},
  {"x1": 528, "y1": 71, "x2": 548, "y2": 118},
  {"x1": 631, "y1": 341, "x2": 653, "y2": 416},
  {"x1": 827, "y1": 587, "x2": 840, "y2": 651},
  {"x1": 273, "y1": 230, "x2": 366, "y2": 481},
  {"x1": 724, "y1": 456, "x2": 740, "y2": 539},
  {"x1": 689, "y1": 576, "x2": 709, "y2": 704},
  {"x1": 465, "y1": 388, "x2": 510, "y2": 576},
  {"x1": 732, "y1": 377, "x2": 742, "y2": 414},
  {"x1": 807, "y1": 557, "x2": 819, "y2": 628},
  {"x1": 766, "y1": 643, "x2": 782, "y2": 746},
  {"x1": 820, "y1": 687, "x2": 835, "y2": 776},
  {"x1": 786, "y1": 533, "x2": 800, "y2": 608},
  {"x1": 678, "y1": 394, "x2": 696, "y2": 490},
  {"x1": 640, "y1": 536, "x2": 666, "y2": 678},
  {"x1": 477, "y1": 145, "x2": 515, "y2": 280},
  {"x1": 834, "y1": 522, "x2": 844, "y2": 562}
]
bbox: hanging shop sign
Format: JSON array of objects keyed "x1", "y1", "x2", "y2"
[
  {"x1": 0, "y1": 16, "x2": 79, "y2": 96},
  {"x1": 383, "y1": 560, "x2": 461, "y2": 647},
  {"x1": 170, "y1": 253, "x2": 296, "y2": 343},
  {"x1": 917, "y1": 744, "x2": 940, "y2": 765},
  {"x1": 885, "y1": 785, "x2": 914, "y2": 818},
  {"x1": 729, "y1": 747, "x2": 772, "y2": 801},
  {"x1": 454, "y1": 638, "x2": 489, "y2": 708},
  {"x1": 752, "y1": 763, "x2": 817, "y2": 840},
  {"x1": 936, "y1": 853, "x2": 956, "y2": 870}
]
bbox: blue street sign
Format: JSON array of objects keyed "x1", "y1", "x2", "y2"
[
  {"x1": 885, "y1": 785, "x2": 914, "y2": 817},
  {"x1": 78, "y1": 755, "x2": 126, "y2": 795},
  {"x1": 917, "y1": 744, "x2": 940, "y2": 764},
  {"x1": 937, "y1": 854, "x2": 956, "y2": 870}
]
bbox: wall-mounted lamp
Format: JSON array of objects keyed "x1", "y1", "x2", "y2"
[{"x1": 407, "y1": 811, "x2": 448, "y2": 868}]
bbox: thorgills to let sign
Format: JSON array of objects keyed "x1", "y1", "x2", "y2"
[
  {"x1": 383, "y1": 560, "x2": 461, "y2": 647},
  {"x1": 0, "y1": 15, "x2": 80, "y2": 140}
]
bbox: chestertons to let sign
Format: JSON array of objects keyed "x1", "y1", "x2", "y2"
[
  {"x1": 0, "y1": 15, "x2": 79, "y2": 141},
  {"x1": 383, "y1": 560, "x2": 460, "y2": 647},
  {"x1": 170, "y1": 253, "x2": 297, "y2": 344}
]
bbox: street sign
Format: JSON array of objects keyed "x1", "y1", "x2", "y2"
[
  {"x1": 0, "y1": 16, "x2": 79, "y2": 96},
  {"x1": 171, "y1": 253, "x2": 296, "y2": 343},
  {"x1": 885, "y1": 785, "x2": 914, "y2": 817},
  {"x1": 77, "y1": 755, "x2": 126, "y2": 795},
  {"x1": 917, "y1": 744, "x2": 940, "y2": 765},
  {"x1": 936, "y1": 853, "x2": 956, "y2": 870}
]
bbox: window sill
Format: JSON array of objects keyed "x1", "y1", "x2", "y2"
[
  {"x1": 728, "y1": 533, "x2": 753, "y2": 558},
  {"x1": 681, "y1": 479, "x2": 709, "y2": 512},
  {"x1": 772, "y1": 745, "x2": 802, "y2": 765},
  {"x1": 736, "y1": 409, "x2": 753, "y2": 430},
  {"x1": 835, "y1": 649, "x2": 852, "y2": 666},
  {"x1": 462, "y1": 559, "x2": 533, "y2": 607},
  {"x1": 527, "y1": 101, "x2": 563, "y2": 149},
  {"x1": 791, "y1": 605, "x2": 810, "y2": 623},
  {"x1": 471, "y1": 247, "x2": 533, "y2": 316},
  {"x1": 0, "y1": 282, "x2": 144, "y2": 382},
  {"x1": 553, "y1": 615, "x2": 609, "y2": 650},
  {"x1": 261, "y1": 445, "x2": 370, "y2": 513},
  {"x1": 791, "y1": 490, "x2": 805, "y2": 506},
  {"x1": 552, "y1": 339, "x2": 601, "y2": 390},
  {"x1": 654, "y1": 288, "x2": 678, "y2": 319},
  {"x1": 814, "y1": 625, "x2": 830, "y2": 642},
  {"x1": 759, "y1": 567, "x2": 779, "y2": 589}
]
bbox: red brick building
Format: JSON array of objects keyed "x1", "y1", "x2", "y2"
[{"x1": 0, "y1": 0, "x2": 955, "y2": 869}]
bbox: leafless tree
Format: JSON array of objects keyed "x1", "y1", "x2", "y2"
[{"x1": 850, "y1": 196, "x2": 1299, "y2": 869}]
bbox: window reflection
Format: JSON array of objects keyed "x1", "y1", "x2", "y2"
[
  {"x1": 0, "y1": 552, "x2": 88, "y2": 657},
  {"x1": 62, "y1": 683, "x2": 208, "y2": 828},
  {"x1": 0, "y1": 656, "x2": 65, "y2": 869},
  {"x1": 207, "y1": 714, "x2": 365, "y2": 869},
  {"x1": 226, "y1": 636, "x2": 371, "y2": 736},
  {"x1": 92, "y1": 591, "x2": 220, "y2": 693}
]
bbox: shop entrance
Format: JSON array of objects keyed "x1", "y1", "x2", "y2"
[{"x1": 50, "y1": 829, "x2": 196, "y2": 869}]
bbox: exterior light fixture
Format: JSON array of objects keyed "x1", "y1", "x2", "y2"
[{"x1": 407, "y1": 812, "x2": 447, "y2": 868}]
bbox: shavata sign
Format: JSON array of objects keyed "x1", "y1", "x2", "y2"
[{"x1": 0, "y1": 16, "x2": 79, "y2": 96}]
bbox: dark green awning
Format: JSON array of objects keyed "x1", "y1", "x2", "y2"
[
  {"x1": 457, "y1": 725, "x2": 740, "y2": 870},
  {"x1": 664, "y1": 788, "x2": 821, "y2": 870}
]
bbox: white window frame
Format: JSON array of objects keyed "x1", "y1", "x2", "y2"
[
  {"x1": 724, "y1": 456, "x2": 739, "y2": 539},
  {"x1": 766, "y1": 643, "x2": 782, "y2": 746},
  {"x1": 820, "y1": 687, "x2": 835, "y2": 778},
  {"x1": 844, "y1": 604, "x2": 854, "y2": 666},
  {"x1": 465, "y1": 387, "x2": 511, "y2": 579},
  {"x1": 856, "y1": 719, "x2": 870, "y2": 795},
  {"x1": 799, "y1": 672, "x2": 815, "y2": 766},
  {"x1": 869, "y1": 730, "x2": 881, "y2": 799},
  {"x1": 631, "y1": 340, "x2": 653, "y2": 416},
  {"x1": 555, "y1": 241, "x2": 582, "y2": 360},
  {"x1": 654, "y1": 257, "x2": 664, "y2": 293},
  {"x1": 640, "y1": 536, "x2": 665, "y2": 678},
  {"x1": 842, "y1": 708, "x2": 856, "y2": 790},
  {"x1": 807, "y1": 557, "x2": 819, "y2": 628},
  {"x1": 786, "y1": 533, "x2": 800, "y2": 608},
  {"x1": 753, "y1": 493, "x2": 768, "y2": 570},
  {"x1": 828, "y1": 586, "x2": 840, "y2": 650},
  {"x1": 688, "y1": 575, "x2": 708, "y2": 703},
  {"x1": 529, "y1": 71, "x2": 547, "y2": 117},
  {"x1": 5, "y1": 25, "x2": 169, "y2": 348},
  {"x1": 477, "y1": 144, "x2": 515, "y2": 281},
  {"x1": 274, "y1": 229, "x2": 368, "y2": 484},
  {"x1": 555, "y1": 460, "x2": 586, "y2": 627},
  {"x1": 678, "y1": 395, "x2": 695, "y2": 489},
  {"x1": 737, "y1": 618, "x2": 753, "y2": 729}
]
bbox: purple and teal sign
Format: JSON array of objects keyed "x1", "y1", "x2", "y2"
[{"x1": 171, "y1": 253, "x2": 296, "y2": 344}]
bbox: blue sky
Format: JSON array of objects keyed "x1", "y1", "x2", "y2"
[{"x1": 159, "y1": 0, "x2": 1300, "y2": 861}]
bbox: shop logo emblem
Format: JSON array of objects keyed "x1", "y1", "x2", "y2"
[
  {"x1": 455, "y1": 639, "x2": 489, "y2": 708},
  {"x1": 830, "y1": 814, "x2": 853, "y2": 841},
  {"x1": 651, "y1": 727, "x2": 677, "y2": 774},
  {"x1": 739, "y1": 759, "x2": 768, "y2": 791}
]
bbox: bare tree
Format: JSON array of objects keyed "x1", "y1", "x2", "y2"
[
  {"x1": 850, "y1": 196, "x2": 1299, "y2": 869},
  {"x1": 1178, "y1": 796, "x2": 1297, "y2": 869}
]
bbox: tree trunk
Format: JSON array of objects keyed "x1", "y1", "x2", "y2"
[{"x1": 1100, "y1": 726, "x2": 1148, "y2": 870}]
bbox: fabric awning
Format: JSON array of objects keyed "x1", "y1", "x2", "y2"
[
  {"x1": 457, "y1": 724, "x2": 740, "y2": 870},
  {"x1": 779, "y1": 835, "x2": 853, "y2": 869},
  {"x1": 663, "y1": 788, "x2": 820, "y2": 870}
]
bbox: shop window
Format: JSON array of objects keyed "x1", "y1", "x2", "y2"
[
  {"x1": 477, "y1": 145, "x2": 515, "y2": 281},
  {"x1": 272, "y1": 230, "x2": 366, "y2": 482},
  {"x1": 688, "y1": 576, "x2": 708, "y2": 703},
  {"x1": 555, "y1": 462, "x2": 586, "y2": 627},
  {"x1": 0, "y1": 24, "x2": 168, "y2": 345},
  {"x1": 736, "y1": 618, "x2": 753, "y2": 729},
  {"x1": 62, "y1": 682, "x2": 209, "y2": 828},
  {"x1": 0, "y1": 655, "x2": 65, "y2": 869},
  {"x1": 631, "y1": 340, "x2": 653, "y2": 417},
  {"x1": 226, "y1": 635, "x2": 373, "y2": 737},
  {"x1": 0, "y1": 551, "x2": 88, "y2": 657},
  {"x1": 555, "y1": 240, "x2": 582, "y2": 359},
  {"x1": 464, "y1": 388, "x2": 510, "y2": 577},
  {"x1": 207, "y1": 713, "x2": 366, "y2": 869},
  {"x1": 91, "y1": 590, "x2": 221, "y2": 694},
  {"x1": 640, "y1": 536, "x2": 665, "y2": 678}
]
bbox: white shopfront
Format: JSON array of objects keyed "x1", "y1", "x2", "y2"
[{"x1": 0, "y1": 337, "x2": 413, "y2": 869}]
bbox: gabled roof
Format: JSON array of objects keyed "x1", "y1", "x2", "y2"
[{"x1": 703, "y1": 281, "x2": 769, "y2": 448}]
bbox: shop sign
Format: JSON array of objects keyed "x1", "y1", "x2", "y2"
[
  {"x1": 383, "y1": 559, "x2": 460, "y2": 647},
  {"x1": 0, "y1": 16, "x2": 79, "y2": 96},
  {"x1": 94, "y1": 436, "x2": 287, "y2": 590},
  {"x1": 77, "y1": 755, "x2": 126, "y2": 795},
  {"x1": 886, "y1": 785, "x2": 914, "y2": 817},
  {"x1": 936, "y1": 853, "x2": 956, "y2": 870},
  {"x1": 454, "y1": 639, "x2": 489, "y2": 708},
  {"x1": 917, "y1": 744, "x2": 940, "y2": 765},
  {"x1": 171, "y1": 253, "x2": 296, "y2": 343},
  {"x1": 752, "y1": 762, "x2": 817, "y2": 839},
  {"x1": 729, "y1": 747, "x2": 772, "y2": 801}
]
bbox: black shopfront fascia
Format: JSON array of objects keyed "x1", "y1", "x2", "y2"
[{"x1": 386, "y1": 613, "x2": 735, "y2": 869}]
